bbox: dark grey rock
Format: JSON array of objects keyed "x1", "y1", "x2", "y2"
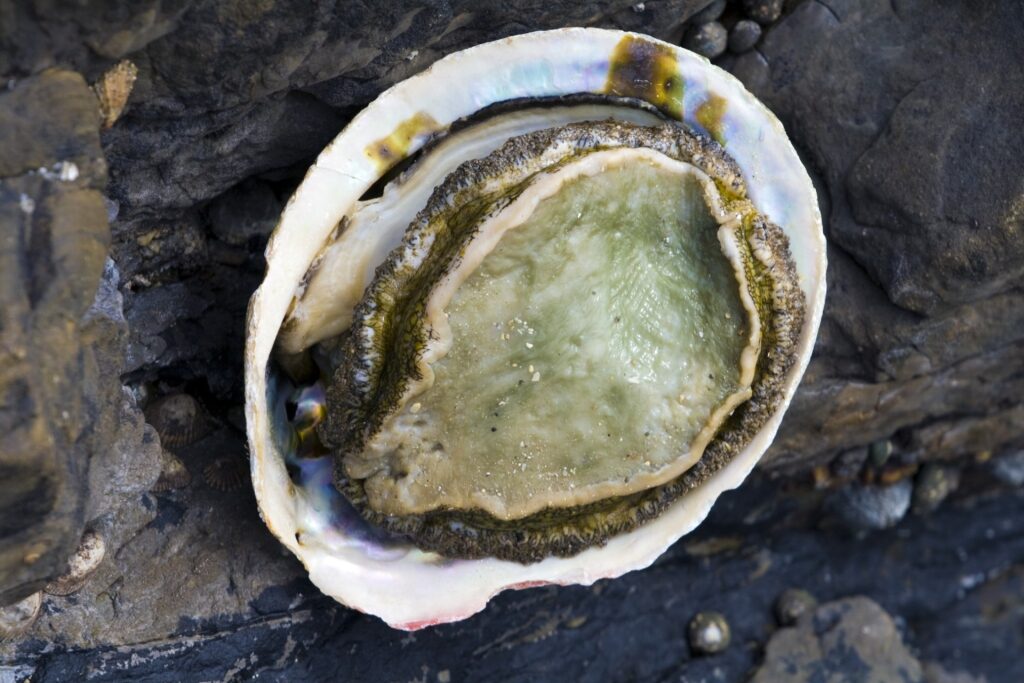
[
  {"x1": 682, "y1": 21, "x2": 729, "y2": 58},
  {"x1": 207, "y1": 179, "x2": 281, "y2": 246},
  {"x1": 728, "y1": 19, "x2": 763, "y2": 53},
  {"x1": 749, "y1": 0, "x2": 1024, "y2": 472},
  {"x1": 752, "y1": 597, "x2": 923, "y2": 682},
  {"x1": 743, "y1": 0, "x2": 784, "y2": 25},
  {"x1": 690, "y1": 0, "x2": 727, "y2": 24}
]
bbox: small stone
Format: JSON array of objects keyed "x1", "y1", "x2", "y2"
[
  {"x1": 682, "y1": 21, "x2": 728, "y2": 60},
  {"x1": 687, "y1": 611, "x2": 731, "y2": 655},
  {"x1": 690, "y1": 0, "x2": 726, "y2": 24},
  {"x1": 774, "y1": 588, "x2": 817, "y2": 626},
  {"x1": 729, "y1": 20, "x2": 763, "y2": 53},
  {"x1": 743, "y1": 0, "x2": 784, "y2": 24},
  {"x1": 827, "y1": 479, "x2": 912, "y2": 532},
  {"x1": 0, "y1": 592, "x2": 42, "y2": 639},
  {"x1": 912, "y1": 463, "x2": 959, "y2": 514},
  {"x1": 45, "y1": 529, "x2": 105, "y2": 596},
  {"x1": 868, "y1": 439, "x2": 894, "y2": 467},
  {"x1": 991, "y1": 451, "x2": 1024, "y2": 487}
]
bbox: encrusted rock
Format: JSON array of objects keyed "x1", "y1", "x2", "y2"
[
  {"x1": 0, "y1": 592, "x2": 42, "y2": 640},
  {"x1": 0, "y1": 69, "x2": 114, "y2": 606},
  {"x1": 751, "y1": 597, "x2": 923, "y2": 682}
]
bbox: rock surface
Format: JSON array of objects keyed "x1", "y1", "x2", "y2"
[
  {"x1": 0, "y1": 69, "x2": 158, "y2": 607},
  {"x1": 0, "y1": 0, "x2": 1022, "y2": 680}
]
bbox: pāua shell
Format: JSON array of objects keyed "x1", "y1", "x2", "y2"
[{"x1": 245, "y1": 28, "x2": 826, "y2": 630}]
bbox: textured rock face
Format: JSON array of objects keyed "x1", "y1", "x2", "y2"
[
  {"x1": 738, "y1": 0, "x2": 1024, "y2": 472},
  {"x1": 1, "y1": 0, "x2": 1023, "y2": 680}
]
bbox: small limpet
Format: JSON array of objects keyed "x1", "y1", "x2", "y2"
[{"x1": 44, "y1": 529, "x2": 105, "y2": 597}]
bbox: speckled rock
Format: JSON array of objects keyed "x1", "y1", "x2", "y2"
[
  {"x1": 0, "y1": 70, "x2": 111, "y2": 605},
  {"x1": 751, "y1": 597, "x2": 923, "y2": 682}
]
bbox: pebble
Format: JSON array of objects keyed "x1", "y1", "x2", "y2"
[
  {"x1": 45, "y1": 529, "x2": 106, "y2": 596},
  {"x1": 690, "y1": 0, "x2": 726, "y2": 24},
  {"x1": 774, "y1": 588, "x2": 817, "y2": 626},
  {"x1": 687, "y1": 611, "x2": 731, "y2": 655},
  {"x1": 729, "y1": 19, "x2": 763, "y2": 53},
  {"x1": 682, "y1": 21, "x2": 728, "y2": 59},
  {"x1": 743, "y1": 0, "x2": 784, "y2": 24},
  {"x1": 828, "y1": 479, "x2": 912, "y2": 532},
  {"x1": 868, "y1": 438, "x2": 894, "y2": 467},
  {"x1": 992, "y1": 451, "x2": 1024, "y2": 487},
  {"x1": 0, "y1": 592, "x2": 42, "y2": 639},
  {"x1": 911, "y1": 463, "x2": 959, "y2": 514}
]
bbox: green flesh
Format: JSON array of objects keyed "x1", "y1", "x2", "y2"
[
  {"x1": 370, "y1": 161, "x2": 748, "y2": 518},
  {"x1": 317, "y1": 121, "x2": 806, "y2": 563}
]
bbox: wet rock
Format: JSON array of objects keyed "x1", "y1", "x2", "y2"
[
  {"x1": 827, "y1": 480, "x2": 912, "y2": 532},
  {"x1": 728, "y1": 19, "x2": 762, "y2": 53},
  {"x1": 751, "y1": 597, "x2": 923, "y2": 682},
  {"x1": 682, "y1": 21, "x2": 728, "y2": 58}
]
